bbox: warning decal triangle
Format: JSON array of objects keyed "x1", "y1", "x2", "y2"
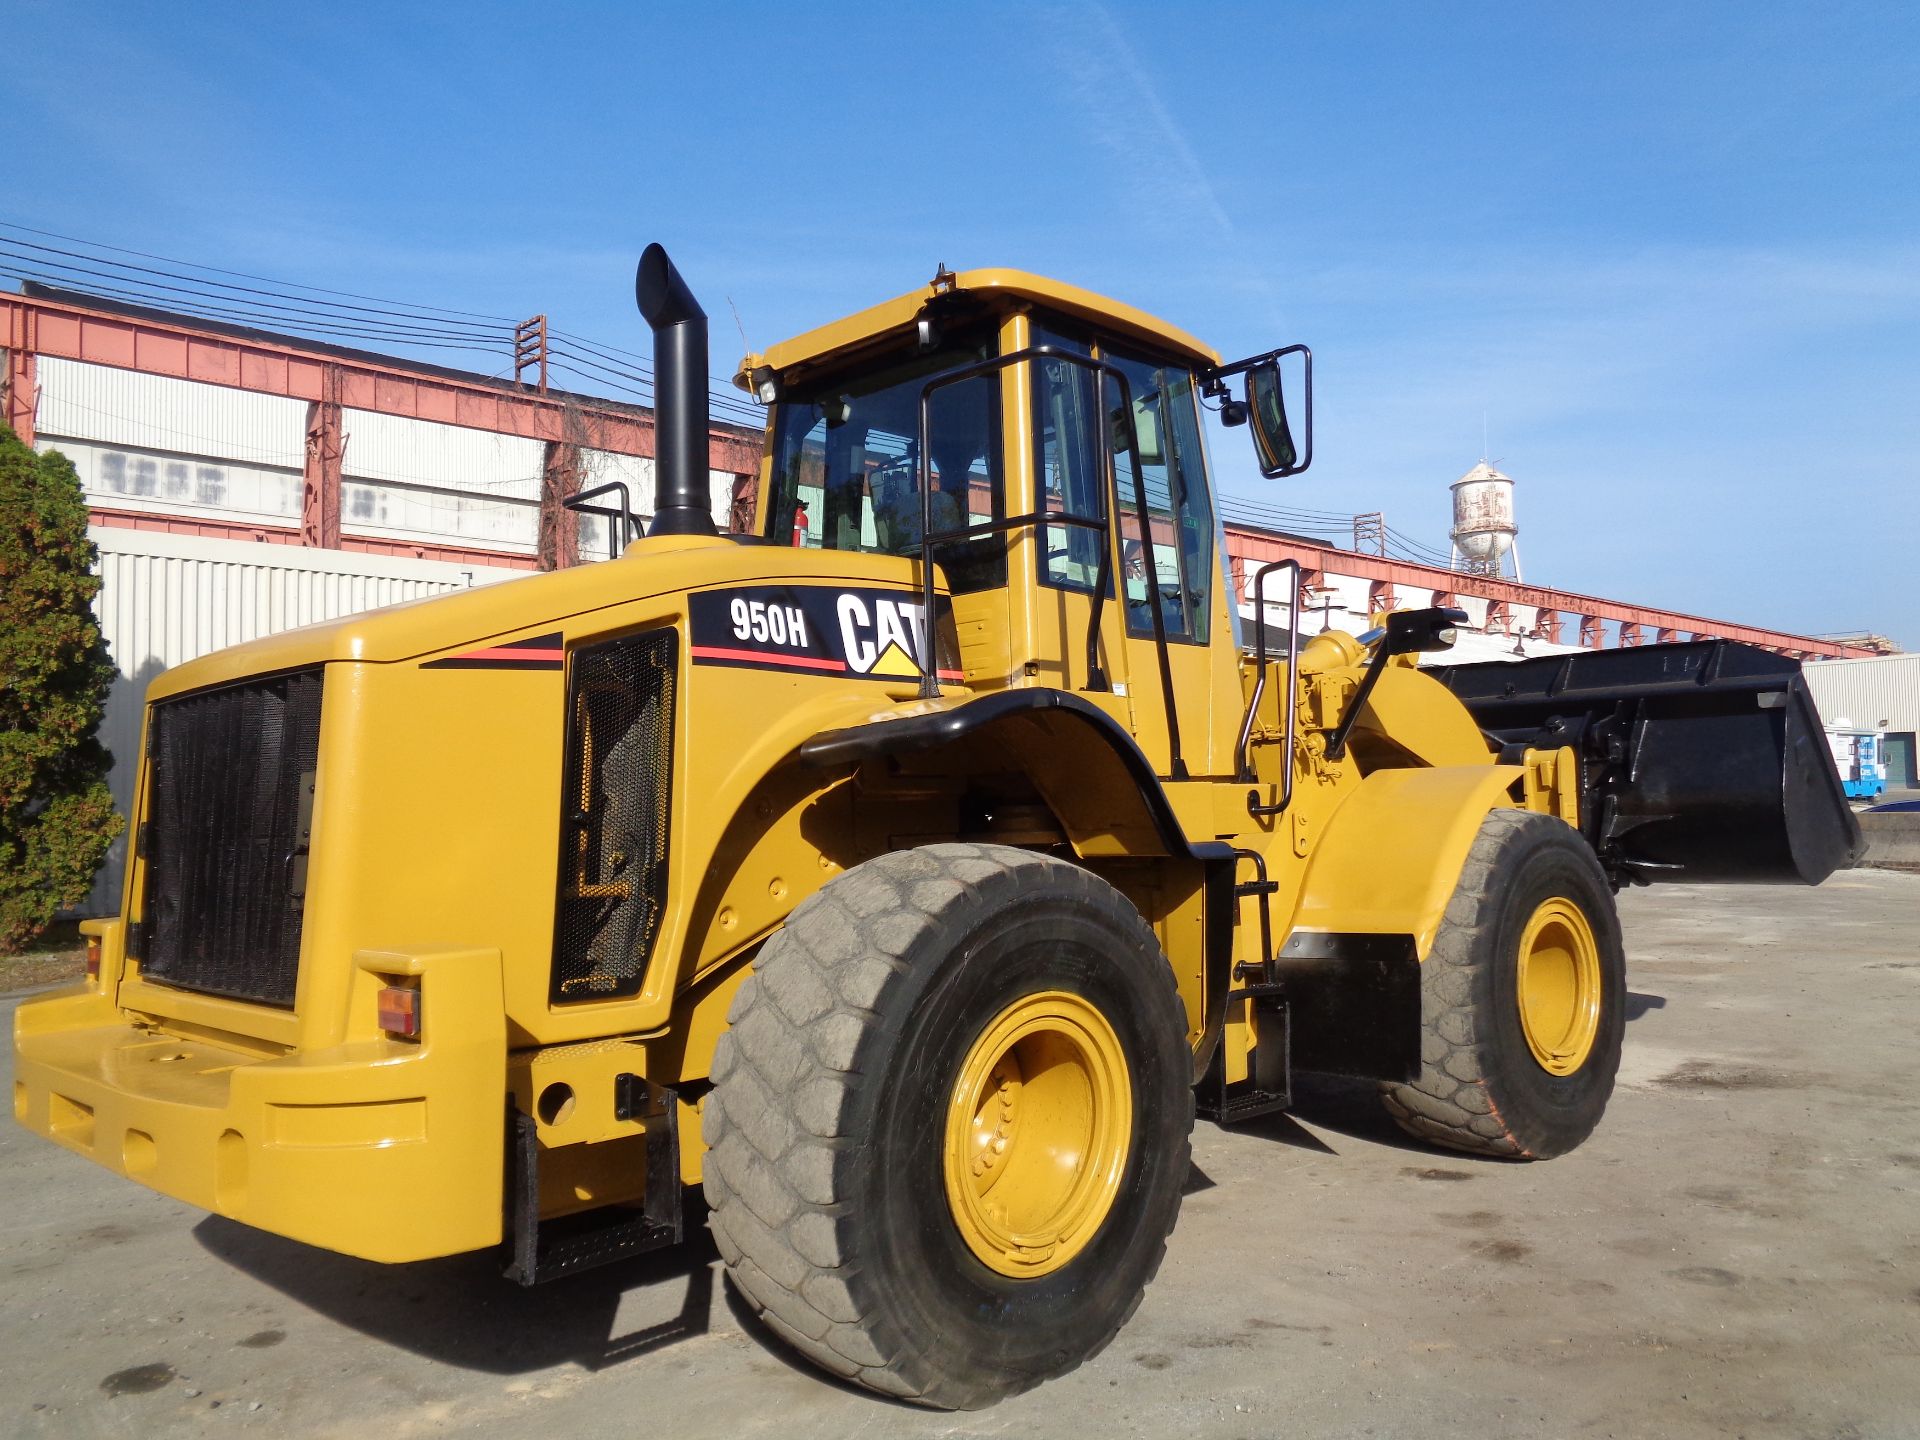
[{"x1": 869, "y1": 642, "x2": 921, "y2": 677}]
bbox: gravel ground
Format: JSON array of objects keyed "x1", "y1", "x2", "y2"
[{"x1": 4, "y1": 870, "x2": 1917, "y2": 1439}]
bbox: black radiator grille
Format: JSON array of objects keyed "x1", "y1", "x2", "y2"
[
  {"x1": 141, "y1": 669, "x2": 324, "y2": 1008},
  {"x1": 552, "y1": 630, "x2": 677, "y2": 1002}
]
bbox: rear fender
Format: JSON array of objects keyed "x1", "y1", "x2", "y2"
[
  {"x1": 800, "y1": 689, "x2": 1239, "y2": 1081},
  {"x1": 1290, "y1": 765, "x2": 1526, "y2": 959},
  {"x1": 800, "y1": 688, "x2": 1194, "y2": 859}
]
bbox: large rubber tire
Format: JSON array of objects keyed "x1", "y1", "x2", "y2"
[
  {"x1": 1380, "y1": 808, "x2": 1626, "y2": 1159},
  {"x1": 702, "y1": 843, "x2": 1193, "y2": 1409}
]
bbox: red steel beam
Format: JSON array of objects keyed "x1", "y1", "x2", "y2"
[
  {"x1": 3, "y1": 303, "x2": 37, "y2": 445},
  {"x1": 302, "y1": 371, "x2": 344, "y2": 549},
  {"x1": 539, "y1": 441, "x2": 583, "y2": 571},
  {"x1": 1225, "y1": 526, "x2": 1868, "y2": 659}
]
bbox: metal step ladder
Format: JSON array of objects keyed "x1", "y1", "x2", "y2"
[
  {"x1": 503, "y1": 1075, "x2": 683, "y2": 1286},
  {"x1": 1197, "y1": 847, "x2": 1294, "y2": 1124}
]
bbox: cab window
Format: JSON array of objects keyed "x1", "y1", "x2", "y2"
[
  {"x1": 1030, "y1": 326, "x2": 1109, "y2": 595},
  {"x1": 1027, "y1": 323, "x2": 1216, "y2": 643},
  {"x1": 763, "y1": 333, "x2": 1006, "y2": 593},
  {"x1": 1106, "y1": 348, "x2": 1215, "y2": 644}
]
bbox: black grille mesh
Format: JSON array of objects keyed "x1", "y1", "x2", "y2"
[
  {"x1": 142, "y1": 669, "x2": 324, "y2": 1008},
  {"x1": 552, "y1": 630, "x2": 676, "y2": 1002}
]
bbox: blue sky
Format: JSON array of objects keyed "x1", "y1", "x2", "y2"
[{"x1": 6, "y1": 2, "x2": 1916, "y2": 642}]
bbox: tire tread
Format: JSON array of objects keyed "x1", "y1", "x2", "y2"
[
  {"x1": 1379, "y1": 809, "x2": 1615, "y2": 1159},
  {"x1": 704, "y1": 842, "x2": 1189, "y2": 1409}
]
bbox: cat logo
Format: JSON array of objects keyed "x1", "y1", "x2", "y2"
[
  {"x1": 837, "y1": 593, "x2": 929, "y2": 678},
  {"x1": 687, "y1": 584, "x2": 961, "y2": 684}
]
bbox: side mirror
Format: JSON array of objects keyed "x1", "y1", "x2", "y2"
[
  {"x1": 1211, "y1": 344, "x2": 1313, "y2": 478},
  {"x1": 1248, "y1": 364, "x2": 1295, "y2": 476}
]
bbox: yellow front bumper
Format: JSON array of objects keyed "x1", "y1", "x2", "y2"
[{"x1": 11, "y1": 946, "x2": 507, "y2": 1264}]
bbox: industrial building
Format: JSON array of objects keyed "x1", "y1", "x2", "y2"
[
  {"x1": 1804, "y1": 654, "x2": 1920, "y2": 793},
  {"x1": 1, "y1": 280, "x2": 1899, "y2": 908}
]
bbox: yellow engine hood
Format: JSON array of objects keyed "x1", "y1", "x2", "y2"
[{"x1": 148, "y1": 535, "x2": 934, "y2": 700}]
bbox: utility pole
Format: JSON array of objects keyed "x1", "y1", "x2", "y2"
[{"x1": 514, "y1": 315, "x2": 549, "y2": 393}]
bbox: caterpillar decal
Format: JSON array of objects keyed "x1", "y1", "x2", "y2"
[{"x1": 688, "y1": 586, "x2": 961, "y2": 683}]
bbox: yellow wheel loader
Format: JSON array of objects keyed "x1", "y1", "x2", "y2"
[{"x1": 12, "y1": 245, "x2": 1860, "y2": 1408}]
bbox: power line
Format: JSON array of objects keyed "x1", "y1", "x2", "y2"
[
  {"x1": 1219, "y1": 492, "x2": 1459, "y2": 566},
  {"x1": 0, "y1": 233, "x2": 515, "y2": 335},
  {"x1": 0, "y1": 219, "x2": 517, "y2": 323},
  {"x1": 0, "y1": 249, "x2": 510, "y2": 345},
  {"x1": 0, "y1": 218, "x2": 767, "y2": 428},
  {"x1": 548, "y1": 347, "x2": 762, "y2": 425},
  {"x1": 0, "y1": 264, "x2": 511, "y2": 354},
  {"x1": 551, "y1": 326, "x2": 766, "y2": 409}
]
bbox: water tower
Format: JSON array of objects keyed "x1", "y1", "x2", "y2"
[{"x1": 1449, "y1": 461, "x2": 1520, "y2": 580}]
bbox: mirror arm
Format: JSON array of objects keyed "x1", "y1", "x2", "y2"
[
  {"x1": 1323, "y1": 641, "x2": 1392, "y2": 764},
  {"x1": 1207, "y1": 343, "x2": 1308, "y2": 382},
  {"x1": 1324, "y1": 607, "x2": 1468, "y2": 761}
]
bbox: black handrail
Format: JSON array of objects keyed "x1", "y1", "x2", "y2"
[
  {"x1": 1238, "y1": 559, "x2": 1301, "y2": 818},
  {"x1": 562, "y1": 481, "x2": 638, "y2": 558},
  {"x1": 911, "y1": 344, "x2": 1186, "y2": 780}
]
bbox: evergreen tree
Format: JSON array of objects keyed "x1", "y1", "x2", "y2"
[{"x1": 0, "y1": 422, "x2": 122, "y2": 951}]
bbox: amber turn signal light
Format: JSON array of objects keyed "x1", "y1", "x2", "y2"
[
  {"x1": 377, "y1": 985, "x2": 421, "y2": 1039},
  {"x1": 84, "y1": 934, "x2": 102, "y2": 982}
]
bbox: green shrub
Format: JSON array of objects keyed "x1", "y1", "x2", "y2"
[{"x1": 0, "y1": 422, "x2": 123, "y2": 952}]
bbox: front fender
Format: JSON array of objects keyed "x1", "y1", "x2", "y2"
[{"x1": 1290, "y1": 765, "x2": 1527, "y2": 959}]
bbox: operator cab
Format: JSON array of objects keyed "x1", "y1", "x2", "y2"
[{"x1": 742, "y1": 267, "x2": 1309, "y2": 781}]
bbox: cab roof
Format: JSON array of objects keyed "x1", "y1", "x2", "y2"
[{"x1": 736, "y1": 267, "x2": 1220, "y2": 388}]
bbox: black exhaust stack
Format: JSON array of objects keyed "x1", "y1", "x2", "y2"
[{"x1": 635, "y1": 243, "x2": 716, "y2": 537}]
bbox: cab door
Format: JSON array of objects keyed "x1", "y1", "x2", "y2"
[
  {"x1": 1003, "y1": 315, "x2": 1139, "y2": 732},
  {"x1": 1101, "y1": 346, "x2": 1238, "y2": 779}
]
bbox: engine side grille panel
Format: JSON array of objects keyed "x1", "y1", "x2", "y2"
[
  {"x1": 142, "y1": 669, "x2": 324, "y2": 1008},
  {"x1": 552, "y1": 630, "x2": 677, "y2": 1003}
]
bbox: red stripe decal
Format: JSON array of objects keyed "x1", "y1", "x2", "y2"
[
  {"x1": 452, "y1": 646, "x2": 565, "y2": 663},
  {"x1": 691, "y1": 645, "x2": 849, "y2": 672}
]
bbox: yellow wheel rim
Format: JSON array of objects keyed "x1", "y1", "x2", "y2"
[
  {"x1": 942, "y1": 990, "x2": 1132, "y2": 1279},
  {"x1": 1515, "y1": 896, "x2": 1603, "y2": 1076}
]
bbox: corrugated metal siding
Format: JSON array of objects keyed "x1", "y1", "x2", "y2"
[
  {"x1": 85, "y1": 527, "x2": 525, "y2": 913},
  {"x1": 1804, "y1": 654, "x2": 1920, "y2": 733},
  {"x1": 340, "y1": 407, "x2": 546, "y2": 489},
  {"x1": 340, "y1": 408, "x2": 546, "y2": 553},
  {"x1": 340, "y1": 478, "x2": 540, "y2": 552},
  {"x1": 37, "y1": 356, "x2": 306, "y2": 467},
  {"x1": 39, "y1": 436, "x2": 302, "y2": 524}
]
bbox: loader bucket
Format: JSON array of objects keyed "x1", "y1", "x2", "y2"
[{"x1": 1429, "y1": 640, "x2": 1863, "y2": 886}]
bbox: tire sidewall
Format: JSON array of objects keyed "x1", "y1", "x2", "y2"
[{"x1": 848, "y1": 874, "x2": 1190, "y2": 1383}]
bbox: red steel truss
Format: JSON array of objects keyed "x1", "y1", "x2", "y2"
[{"x1": 1227, "y1": 530, "x2": 1864, "y2": 659}]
